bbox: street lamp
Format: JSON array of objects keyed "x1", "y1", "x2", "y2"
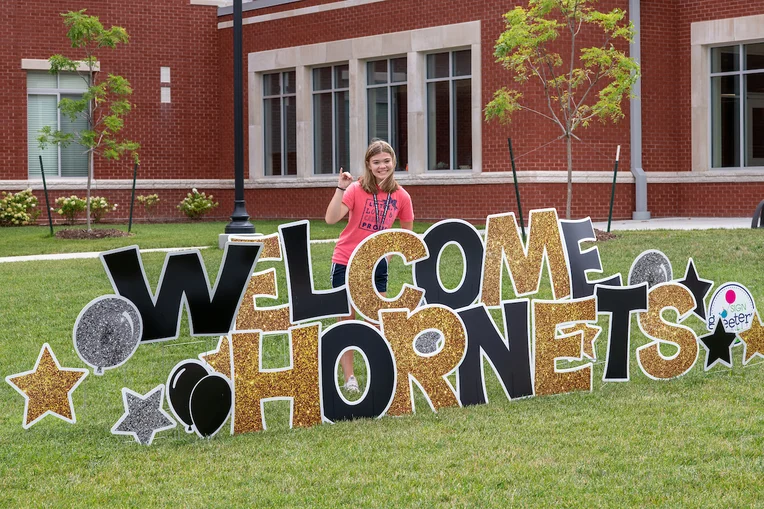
[{"x1": 225, "y1": 0, "x2": 255, "y2": 234}]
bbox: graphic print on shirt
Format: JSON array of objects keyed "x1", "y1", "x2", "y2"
[{"x1": 359, "y1": 197, "x2": 398, "y2": 232}]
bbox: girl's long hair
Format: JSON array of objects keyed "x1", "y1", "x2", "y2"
[{"x1": 361, "y1": 140, "x2": 399, "y2": 195}]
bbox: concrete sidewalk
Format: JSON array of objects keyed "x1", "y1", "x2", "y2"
[
  {"x1": 592, "y1": 217, "x2": 753, "y2": 231},
  {"x1": 0, "y1": 217, "x2": 758, "y2": 264}
]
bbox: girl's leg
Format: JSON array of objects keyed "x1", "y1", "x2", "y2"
[{"x1": 332, "y1": 263, "x2": 357, "y2": 384}]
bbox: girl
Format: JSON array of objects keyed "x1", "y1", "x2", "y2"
[{"x1": 325, "y1": 140, "x2": 414, "y2": 392}]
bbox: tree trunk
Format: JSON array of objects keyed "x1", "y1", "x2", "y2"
[
  {"x1": 86, "y1": 151, "x2": 93, "y2": 231},
  {"x1": 566, "y1": 133, "x2": 573, "y2": 220}
]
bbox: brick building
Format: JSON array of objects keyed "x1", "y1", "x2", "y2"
[{"x1": 2, "y1": 0, "x2": 763, "y2": 223}]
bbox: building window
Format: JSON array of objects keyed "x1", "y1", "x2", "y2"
[
  {"x1": 313, "y1": 64, "x2": 349, "y2": 174},
  {"x1": 426, "y1": 50, "x2": 472, "y2": 171},
  {"x1": 711, "y1": 43, "x2": 764, "y2": 168},
  {"x1": 367, "y1": 58, "x2": 408, "y2": 170},
  {"x1": 27, "y1": 71, "x2": 89, "y2": 178},
  {"x1": 263, "y1": 71, "x2": 297, "y2": 176}
]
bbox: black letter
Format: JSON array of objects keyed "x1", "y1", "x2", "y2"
[
  {"x1": 596, "y1": 283, "x2": 648, "y2": 381},
  {"x1": 414, "y1": 220, "x2": 484, "y2": 310},
  {"x1": 456, "y1": 301, "x2": 533, "y2": 406},
  {"x1": 101, "y1": 243, "x2": 261, "y2": 342},
  {"x1": 561, "y1": 219, "x2": 621, "y2": 298},
  {"x1": 321, "y1": 322, "x2": 395, "y2": 421},
  {"x1": 280, "y1": 221, "x2": 350, "y2": 322}
]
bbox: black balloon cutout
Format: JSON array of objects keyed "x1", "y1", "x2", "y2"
[
  {"x1": 166, "y1": 360, "x2": 211, "y2": 432},
  {"x1": 190, "y1": 374, "x2": 233, "y2": 438}
]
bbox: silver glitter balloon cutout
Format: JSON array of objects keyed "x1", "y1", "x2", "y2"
[
  {"x1": 414, "y1": 330, "x2": 443, "y2": 355},
  {"x1": 628, "y1": 250, "x2": 673, "y2": 288},
  {"x1": 73, "y1": 295, "x2": 143, "y2": 375}
]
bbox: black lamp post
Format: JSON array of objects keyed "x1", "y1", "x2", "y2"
[{"x1": 225, "y1": 0, "x2": 255, "y2": 234}]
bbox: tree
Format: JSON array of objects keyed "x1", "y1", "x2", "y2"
[
  {"x1": 38, "y1": 9, "x2": 139, "y2": 231},
  {"x1": 485, "y1": 0, "x2": 639, "y2": 219}
]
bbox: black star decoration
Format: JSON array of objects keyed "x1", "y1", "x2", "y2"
[
  {"x1": 699, "y1": 321, "x2": 737, "y2": 370},
  {"x1": 111, "y1": 385, "x2": 176, "y2": 445},
  {"x1": 678, "y1": 258, "x2": 713, "y2": 320}
]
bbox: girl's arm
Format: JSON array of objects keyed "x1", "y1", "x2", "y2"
[
  {"x1": 325, "y1": 170, "x2": 353, "y2": 224},
  {"x1": 399, "y1": 220, "x2": 414, "y2": 231}
]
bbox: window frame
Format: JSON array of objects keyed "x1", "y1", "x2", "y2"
[
  {"x1": 366, "y1": 56, "x2": 408, "y2": 171},
  {"x1": 424, "y1": 49, "x2": 473, "y2": 172},
  {"x1": 246, "y1": 22, "x2": 482, "y2": 184},
  {"x1": 27, "y1": 71, "x2": 90, "y2": 179},
  {"x1": 262, "y1": 70, "x2": 297, "y2": 177},
  {"x1": 312, "y1": 63, "x2": 350, "y2": 175},
  {"x1": 709, "y1": 42, "x2": 764, "y2": 169}
]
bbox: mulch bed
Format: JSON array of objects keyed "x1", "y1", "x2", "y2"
[
  {"x1": 55, "y1": 228, "x2": 134, "y2": 240},
  {"x1": 594, "y1": 228, "x2": 618, "y2": 241}
]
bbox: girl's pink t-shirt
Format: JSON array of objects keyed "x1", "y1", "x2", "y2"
[{"x1": 331, "y1": 181, "x2": 414, "y2": 265}]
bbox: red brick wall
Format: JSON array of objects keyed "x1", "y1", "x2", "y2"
[
  {"x1": 23, "y1": 178, "x2": 764, "y2": 224},
  {"x1": 0, "y1": 0, "x2": 221, "y2": 181},
  {"x1": 6, "y1": 0, "x2": 764, "y2": 223},
  {"x1": 216, "y1": 0, "x2": 632, "y2": 181},
  {"x1": 642, "y1": 0, "x2": 764, "y2": 174}
]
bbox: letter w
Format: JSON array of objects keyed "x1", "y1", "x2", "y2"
[{"x1": 100, "y1": 243, "x2": 261, "y2": 342}]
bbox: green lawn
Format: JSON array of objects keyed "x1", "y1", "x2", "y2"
[
  {"x1": 1, "y1": 225, "x2": 763, "y2": 506},
  {"x1": 0, "y1": 220, "x2": 436, "y2": 258}
]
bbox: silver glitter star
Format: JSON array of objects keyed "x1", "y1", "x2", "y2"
[{"x1": 111, "y1": 385, "x2": 176, "y2": 445}]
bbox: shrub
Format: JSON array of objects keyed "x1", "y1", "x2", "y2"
[
  {"x1": 177, "y1": 188, "x2": 218, "y2": 219},
  {"x1": 55, "y1": 195, "x2": 87, "y2": 225},
  {"x1": 137, "y1": 194, "x2": 160, "y2": 221},
  {"x1": 0, "y1": 189, "x2": 40, "y2": 226},
  {"x1": 89, "y1": 196, "x2": 117, "y2": 223}
]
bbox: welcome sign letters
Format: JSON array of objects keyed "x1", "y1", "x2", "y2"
[{"x1": 7, "y1": 208, "x2": 764, "y2": 444}]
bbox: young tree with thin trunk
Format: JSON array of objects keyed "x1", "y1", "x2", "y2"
[
  {"x1": 485, "y1": 0, "x2": 639, "y2": 219},
  {"x1": 38, "y1": 10, "x2": 139, "y2": 231}
]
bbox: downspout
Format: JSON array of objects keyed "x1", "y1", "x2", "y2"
[{"x1": 630, "y1": 0, "x2": 650, "y2": 219}]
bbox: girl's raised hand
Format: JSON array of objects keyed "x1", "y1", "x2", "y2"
[{"x1": 337, "y1": 168, "x2": 353, "y2": 190}]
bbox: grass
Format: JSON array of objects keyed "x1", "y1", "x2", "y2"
[
  {"x1": 0, "y1": 219, "x2": 437, "y2": 258},
  {"x1": 1, "y1": 225, "x2": 764, "y2": 506}
]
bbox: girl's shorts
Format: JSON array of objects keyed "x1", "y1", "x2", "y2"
[{"x1": 330, "y1": 258, "x2": 388, "y2": 293}]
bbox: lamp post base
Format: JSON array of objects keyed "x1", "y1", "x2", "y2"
[{"x1": 224, "y1": 201, "x2": 255, "y2": 235}]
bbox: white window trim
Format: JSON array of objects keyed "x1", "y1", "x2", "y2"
[
  {"x1": 366, "y1": 57, "x2": 408, "y2": 170},
  {"x1": 217, "y1": 0, "x2": 386, "y2": 28},
  {"x1": 691, "y1": 14, "x2": 764, "y2": 175},
  {"x1": 27, "y1": 69, "x2": 91, "y2": 179},
  {"x1": 22, "y1": 58, "x2": 100, "y2": 72},
  {"x1": 425, "y1": 49, "x2": 474, "y2": 171},
  {"x1": 311, "y1": 64, "x2": 350, "y2": 175},
  {"x1": 247, "y1": 21, "x2": 482, "y2": 186},
  {"x1": 263, "y1": 71, "x2": 297, "y2": 176}
]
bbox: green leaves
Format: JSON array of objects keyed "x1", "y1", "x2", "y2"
[
  {"x1": 485, "y1": 88, "x2": 523, "y2": 124},
  {"x1": 486, "y1": 0, "x2": 640, "y2": 134},
  {"x1": 61, "y1": 10, "x2": 129, "y2": 49},
  {"x1": 41, "y1": 10, "x2": 140, "y2": 166}
]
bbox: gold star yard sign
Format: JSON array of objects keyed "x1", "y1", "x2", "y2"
[{"x1": 5, "y1": 343, "x2": 88, "y2": 428}]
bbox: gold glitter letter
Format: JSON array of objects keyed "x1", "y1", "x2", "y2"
[
  {"x1": 637, "y1": 283, "x2": 698, "y2": 380},
  {"x1": 381, "y1": 305, "x2": 467, "y2": 416},
  {"x1": 234, "y1": 268, "x2": 292, "y2": 332},
  {"x1": 230, "y1": 325, "x2": 322, "y2": 434},
  {"x1": 481, "y1": 210, "x2": 571, "y2": 306},
  {"x1": 348, "y1": 229, "x2": 428, "y2": 323},
  {"x1": 533, "y1": 298, "x2": 596, "y2": 396}
]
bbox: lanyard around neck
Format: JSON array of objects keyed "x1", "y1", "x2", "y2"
[{"x1": 372, "y1": 192, "x2": 392, "y2": 230}]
